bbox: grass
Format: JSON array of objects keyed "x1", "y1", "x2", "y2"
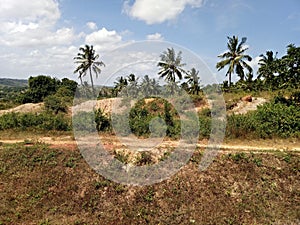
[{"x1": 0, "y1": 142, "x2": 299, "y2": 224}]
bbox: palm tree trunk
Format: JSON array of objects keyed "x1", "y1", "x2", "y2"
[
  {"x1": 228, "y1": 73, "x2": 232, "y2": 87},
  {"x1": 89, "y1": 67, "x2": 95, "y2": 96}
]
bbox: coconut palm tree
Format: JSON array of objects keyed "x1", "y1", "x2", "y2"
[
  {"x1": 127, "y1": 74, "x2": 139, "y2": 97},
  {"x1": 158, "y1": 48, "x2": 186, "y2": 93},
  {"x1": 216, "y1": 36, "x2": 252, "y2": 87},
  {"x1": 74, "y1": 45, "x2": 105, "y2": 96},
  {"x1": 185, "y1": 68, "x2": 201, "y2": 95},
  {"x1": 140, "y1": 75, "x2": 161, "y2": 96},
  {"x1": 114, "y1": 76, "x2": 128, "y2": 95},
  {"x1": 258, "y1": 51, "x2": 278, "y2": 80}
]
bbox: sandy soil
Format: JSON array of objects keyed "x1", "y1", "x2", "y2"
[
  {"x1": 229, "y1": 97, "x2": 267, "y2": 114},
  {"x1": 0, "y1": 102, "x2": 44, "y2": 115}
]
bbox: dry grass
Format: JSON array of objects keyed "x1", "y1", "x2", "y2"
[{"x1": 0, "y1": 142, "x2": 299, "y2": 224}]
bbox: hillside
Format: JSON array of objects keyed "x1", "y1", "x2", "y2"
[{"x1": 0, "y1": 78, "x2": 28, "y2": 87}]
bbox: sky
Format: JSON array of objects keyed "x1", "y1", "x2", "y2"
[{"x1": 0, "y1": 0, "x2": 299, "y2": 84}]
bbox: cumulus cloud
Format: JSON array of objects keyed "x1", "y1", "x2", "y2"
[
  {"x1": 147, "y1": 33, "x2": 164, "y2": 41},
  {"x1": 85, "y1": 28, "x2": 123, "y2": 52},
  {"x1": 0, "y1": 0, "x2": 82, "y2": 78},
  {"x1": 0, "y1": 0, "x2": 75, "y2": 48},
  {"x1": 123, "y1": 0, "x2": 204, "y2": 24},
  {"x1": 0, "y1": 0, "x2": 60, "y2": 24},
  {"x1": 86, "y1": 22, "x2": 98, "y2": 30}
]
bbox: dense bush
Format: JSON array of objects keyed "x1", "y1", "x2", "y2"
[
  {"x1": 225, "y1": 98, "x2": 300, "y2": 139},
  {"x1": 44, "y1": 95, "x2": 68, "y2": 114},
  {"x1": 0, "y1": 112, "x2": 70, "y2": 131},
  {"x1": 72, "y1": 111, "x2": 97, "y2": 133},
  {"x1": 253, "y1": 102, "x2": 300, "y2": 138},
  {"x1": 18, "y1": 76, "x2": 77, "y2": 104},
  {"x1": 226, "y1": 113, "x2": 255, "y2": 139}
]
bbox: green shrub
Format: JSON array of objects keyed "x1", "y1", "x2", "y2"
[
  {"x1": 253, "y1": 102, "x2": 300, "y2": 138},
  {"x1": 111, "y1": 113, "x2": 131, "y2": 136},
  {"x1": 0, "y1": 112, "x2": 70, "y2": 131},
  {"x1": 44, "y1": 95, "x2": 67, "y2": 114},
  {"x1": 94, "y1": 109, "x2": 111, "y2": 132},
  {"x1": 198, "y1": 116, "x2": 211, "y2": 138},
  {"x1": 226, "y1": 113, "x2": 255, "y2": 139},
  {"x1": 72, "y1": 111, "x2": 96, "y2": 132}
]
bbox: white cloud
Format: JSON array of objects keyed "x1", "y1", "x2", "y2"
[
  {"x1": 0, "y1": 0, "x2": 60, "y2": 26},
  {"x1": 0, "y1": 0, "x2": 77, "y2": 48},
  {"x1": 85, "y1": 28, "x2": 123, "y2": 52},
  {"x1": 0, "y1": 0, "x2": 80, "y2": 79},
  {"x1": 86, "y1": 22, "x2": 98, "y2": 30},
  {"x1": 147, "y1": 33, "x2": 164, "y2": 41},
  {"x1": 123, "y1": 0, "x2": 204, "y2": 24}
]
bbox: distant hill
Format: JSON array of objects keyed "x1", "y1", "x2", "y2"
[{"x1": 0, "y1": 78, "x2": 28, "y2": 87}]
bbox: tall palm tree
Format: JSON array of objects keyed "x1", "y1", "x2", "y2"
[
  {"x1": 258, "y1": 51, "x2": 278, "y2": 81},
  {"x1": 216, "y1": 36, "x2": 252, "y2": 87},
  {"x1": 74, "y1": 45, "x2": 105, "y2": 96},
  {"x1": 158, "y1": 48, "x2": 186, "y2": 93},
  {"x1": 141, "y1": 75, "x2": 161, "y2": 96},
  {"x1": 114, "y1": 76, "x2": 128, "y2": 95},
  {"x1": 127, "y1": 74, "x2": 139, "y2": 97},
  {"x1": 185, "y1": 68, "x2": 201, "y2": 95}
]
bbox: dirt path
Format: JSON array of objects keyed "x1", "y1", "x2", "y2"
[{"x1": 1, "y1": 136, "x2": 299, "y2": 154}]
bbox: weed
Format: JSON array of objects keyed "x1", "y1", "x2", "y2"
[
  {"x1": 94, "y1": 180, "x2": 110, "y2": 190},
  {"x1": 114, "y1": 184, "x2": 126, "y2": 193},
  {"x1": 283, "y1": 154, "x2": 292, "y2": 163},
  {"x1": 160, "y1": 151, "x2": 171, "y2": 161},
  {"x1": 253, "y1": 157, "x2": 263, "y2": 167},
  {"x1": 144, "y1": 189, "x2": 155, "y2": 202},
  {"x1": 228, "y1": 152, "x2": 248, "y2": 162},
  {"x1": 136, "y1": 152, "x2": 153, "y2": 166},
  {"x1": 65, "y1": 157, "x2": 77, "y2": 168},
  {"x1": 114, "y1": 151, "x2": 129, "y2": 164}
]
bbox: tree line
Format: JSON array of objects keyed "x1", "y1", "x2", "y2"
[{"x1": 73, "y1": 36, "x2": 300, "y2": 97}]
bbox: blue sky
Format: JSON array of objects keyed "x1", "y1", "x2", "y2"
[{"x1": 0, "y1": 0, "x2": 299, "y2": 84}]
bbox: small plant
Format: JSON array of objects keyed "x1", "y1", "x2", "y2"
[
  {"x1": 160, "y1": 151, "x2": 171, "y2": 161},
  {"x1": 253, "y1": 157, "x2": 263, "y2": 167},
  {"x1": 65, "y1": 157, "x2": 76, "y2": 168},
  {"x1": 144, "y1": 189, "x2": 155, "y2": 202},
  {"x1": 136, "y1": 152, "x2": 153, "y2": 166},
  {"x1": 94, "y1": 180, "x2": 110, "y2": 190},
  {"x1": 114, "y1": 184, "x2": 126, "y2": 193},
  {"x1": 283, "y1": 154, "x2": 291, "y2": 163},
  {"x1": 228, "y1": 152, "x2": 248, "y2": 162},
  {"x1": 114, "y1": 151, "x2": 129, "y2": 164}
]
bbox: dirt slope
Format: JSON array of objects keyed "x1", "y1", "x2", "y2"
[{"x1": 0, "y1": 102, "x2": 44, "y2": 116}]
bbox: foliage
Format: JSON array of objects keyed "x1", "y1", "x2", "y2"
[
  {"x1": 72, "y1": 111, "x2": 97, "y2": 133},
  {"x1": 184, "y1": 68, "x2": 201, "y2": 95},
  {"x1": 158, "y1": 48, "x2": 187, "y2": 94},
  {"x1": 253, "y1": 100, "x2": 300, "y2": 138},
  {"x1": 225, "y1": 94, "x2": 300, "y2": 139},
  {"x1": 44, "y1": 95, "x2": 67, "y2": 114},
  {"x1": 0, "y1": 112, "x2": 70, "y2": 131},
  {"x1": 94, "y1": 108, "x2": 111, "y2": 132},
  {"x1": 18, "y1": 76, "x2": 59, "y2": 103},
  {"x1": 17, "y1": 76, "x2": 77, "y2": 104},
  {"x1": 74, "y1": 44, "x2": 105, "y2": 95},
  {"x1": 216, "y1": 36, "x2": 252, "y2": 86}
]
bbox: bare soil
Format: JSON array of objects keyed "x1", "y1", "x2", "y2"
[
  {"x1": 229, "y1": 97, "x2": 267, "y2": 114},
  {"x1": 0, "y1": 141, "x2": 299, "y2": 224},
  {"x1": 0, "y1": 102, "x2": 44, "y2": 116}
]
